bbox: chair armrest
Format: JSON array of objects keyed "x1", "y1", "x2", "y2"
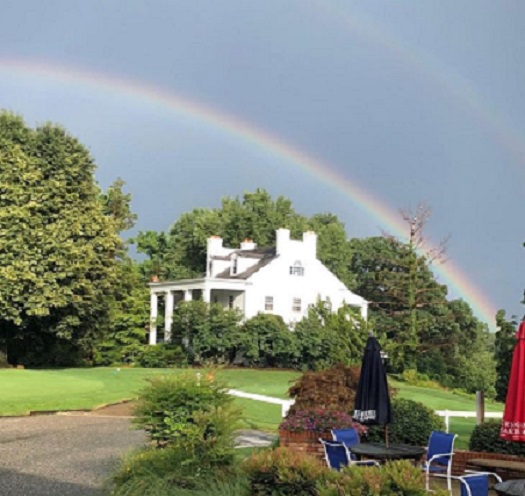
[
  {"x1": 425, "y1": 452, "x2": 454, "y2": 465},
  {"x1": 352, "y1": 460, "x2": 381, "y2": 467},
  {"x1": 463, "y1": 470, "x2": 502, "y2": 484}
]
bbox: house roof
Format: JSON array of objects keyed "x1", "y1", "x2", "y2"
[{"x1": 215, "y1": 247, "x2": 277, "y2": 280}]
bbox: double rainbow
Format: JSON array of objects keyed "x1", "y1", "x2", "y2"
[{"x1": 0, "y1": 58, "x2": 498, "y2": 325}]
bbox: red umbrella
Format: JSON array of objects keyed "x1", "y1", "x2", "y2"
[{"x1": 500, "y1": 321, "x2": 525, "y2": 442}]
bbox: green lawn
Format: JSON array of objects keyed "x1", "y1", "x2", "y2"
[
  {"x1": 0, "y1": 368, "x2": 502, "y2": 448},
  {"x1": 0, "y1": 368, "x2": 298, "y2": 425},
  {"x1": 391, "y1": 379, "x2": 503, "y2": 449}
]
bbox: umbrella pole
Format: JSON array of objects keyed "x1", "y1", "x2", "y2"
[{"x1": 385, "y1": 424, "x2": 389, "y2": 448}]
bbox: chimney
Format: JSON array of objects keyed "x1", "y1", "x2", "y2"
[
  {"x1": 240, "y1": 238, "x2": 257, "y2": 250},
  {"x1": 207, "y1": 235, "x2": 223, "y2": 256},
  {"x1": 302, "y1": 231, "x2": 317, "y2": 258},
  {"x1": 276, "y1": 228, "x2": 290, "y2": 255}
]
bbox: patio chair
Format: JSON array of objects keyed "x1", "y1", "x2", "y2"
[
  {"x1": 421, "y1": 430, "x2": 457, "y2": 493},
  {"x1": 452, "y1": 472, "x2": 502, "y2": 496},
  {"x1": 320, "y1": 439, "x2": 380, "y2": 470},
  {"x1": 331, "y1": 428, "x2": 380, "y2": 467},
  {"x1": 320, "y1": 439, "x2": 350, "y2": 471}
]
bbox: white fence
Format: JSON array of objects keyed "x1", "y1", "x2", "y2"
[
  {"x1": 436, "y1": 410, "x2": 503, "y2": 433},
  {"x1": 228, "y1": 389, "x2": 295, "y2": 417},
  {"x1": 227, "y1": 390, "x2": 503, "y2": 433}
]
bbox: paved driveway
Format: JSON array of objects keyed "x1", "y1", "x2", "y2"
[{"x1": 0, "y1": 414, "x2": 145, "y2": 496}]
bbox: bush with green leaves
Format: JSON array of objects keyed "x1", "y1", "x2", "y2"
[
  {"x1": 111, "y1": 373, "x2": 242, "y2": 495},
  {"x1": 367, "y1": 398, "x2": 444, "y2": 446},
  {"x1": 130, "y1": 344, "x2": 187, "y2": 368},
  {"x1": 318, "y1": 460, "x2": 448, "y2": 496},
  {"x1": 171, "y1": 301, "x2": 243, "y2": 365},
  {"x1": 241, "y1": 313, "x2": 299, "y2": 368},
  {"x1": 469, "y1": 420, "x2": 525, "y2": 456},
  {"x1": 132, "y1": 373, "x2": 238, "y2": 452},
  {"x1": 110, "y1": 444, "x2": 245, "y2": 495},
  {"x1": 243, "y1": 447, "x2": 329, "y2": 496},
  {"x1": 294, "y1": 302, "x2": 368, "y2": 370}
]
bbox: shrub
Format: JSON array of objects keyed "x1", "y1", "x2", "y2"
[
  {"x1": 294, "y1": 303, "x2": 368, "y2": 370},
  {"x1": 244, "y1": 448, "x2": 329, "y2": 496},
  {"x1": 367, "y1": 398, "x2": 444, "y2": 446},
  {"x1": 469, "y1": 420, "x2": 525, "y2": 456},
  {"x1": 129, "y1": 344, "x2": 187, "y2": 368},
  {"x1": 171, "y1": 301, "x2": 243, "y2": 365},
  {"x1": 288, "y1": 364, "x2": 362, "y2": 413},
  {"x1": 318, "y1": 460, "x2": 448, "y2": 496},
  {"x1": 279, "y1": 409, "x2": 367, "y2": 436},
  {"x1": 110, "y1": 445, "x2": 245, "y2": 495},
  {"x1": 241, "y1": 313, "x2": 299, "y2": 368},
  {"x1": 111, "y1": 373, "x2": 242, "y2": 495},
  {"x1": 132, "y1": 373, "x2": 238, "y2": 452}
]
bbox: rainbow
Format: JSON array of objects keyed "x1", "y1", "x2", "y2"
[
  {"x1": 307, "y1": 0, "x2": 525, "y2": 172},
  {"x1": 0, "y1": 58, "x2": 498, "y2": 325}
]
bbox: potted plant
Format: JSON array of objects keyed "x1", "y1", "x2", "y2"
[{"x1": 279, "y1": 409, "x2": 367, "y2": 444}]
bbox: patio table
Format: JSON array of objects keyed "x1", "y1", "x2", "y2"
[
  {"x1": 494, "y1": 479, "x2": 525, "y2": 496},
  {"x1": 349, "y1": 442, "x2": 426, "y2": 462}
]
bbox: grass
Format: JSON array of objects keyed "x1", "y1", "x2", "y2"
[
  {"x1": 0, "y1": 367, "x2": 503, "y2": 448},
  {"x1": 390, "y1": 379, "x2": 503, "y2": 449},
  {"x1": 0, "y1": 367, "x2": 299, "y2": 424}
]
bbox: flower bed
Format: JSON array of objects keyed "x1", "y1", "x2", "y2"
[{"x1": 279, "y1": 409, "x2": 367, "y2": 460}]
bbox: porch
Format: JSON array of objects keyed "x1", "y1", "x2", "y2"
[{"x1": 148, "y1": 278, "x2": 248, "y2": 344}]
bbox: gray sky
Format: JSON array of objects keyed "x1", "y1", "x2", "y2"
[{"x1": 0, "y1": 1, "x2": 523, "y2": 327}]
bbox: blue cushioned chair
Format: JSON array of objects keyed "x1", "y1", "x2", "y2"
[
  {"x1": 454, "y1": 472, "x2": 502, "y2": 496},
  {"x1": 331, "y1": 428, "x2": 379, "y2": 467},
  {"x1": 319, "y1": 439, "x2": 350, "y2": 471},
  {"x1": 422, "y1": 431, "x2": 457, "y2": 493}
]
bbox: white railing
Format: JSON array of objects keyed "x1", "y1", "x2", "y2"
[
  {"x1": 228, "y1": 389, "x2": 295, "y2": 417},
  {"x1": 435, "y1": 410, "x2": 503, "y2": 433},
  {"x1": 226, "y1": 390, "x2": 504, "y2": 432}
]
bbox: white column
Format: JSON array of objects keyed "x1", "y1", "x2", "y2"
[
  {"x1": 184, "y1": 290, "x2": 193, "y2": 301},
  {"x1": 202, "y1": 287, "x2": 211, "y2": 303},
  {"x1": 164, "y1": 291, "x2": 174, "y2": 343},
  {"x1": 361, "y1": 302, "x2": 368, "y2": 320},
  {"x1": 149, "y1": 292, "x2": 158, "y2": 345}
]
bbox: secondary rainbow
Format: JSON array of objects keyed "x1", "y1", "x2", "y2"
[{"x1": 0, "y1": 58, "x2": 498, "y2": 325}]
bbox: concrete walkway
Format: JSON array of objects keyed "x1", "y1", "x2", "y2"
[{"x1": 0, "y1": 413, "x2": 275, "y2": 496}]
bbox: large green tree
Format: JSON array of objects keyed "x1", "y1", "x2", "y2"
[{"x1": 0, "y1": 112, "x2": 122, "y2": 365}]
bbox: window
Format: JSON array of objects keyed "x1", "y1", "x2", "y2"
[
  {"x1": 292, "y1": 298, "x2": 302, "y2": 312},
  {"x1": 289, "y1": 260, "x2": 304, "y2": 276},
  {"x1": 265, "y1": 296, "x2": 274, "y2": 312},
  {"x1": 228, "y1": 295, "x2": 234, "y2": 309},
  {"x1": 232, "y1": 257, "x2": 238, "y2": 275}
]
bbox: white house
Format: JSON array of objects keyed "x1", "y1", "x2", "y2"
[{"x1": 148, "y1": 228, "x2": 368, "y2": 344}]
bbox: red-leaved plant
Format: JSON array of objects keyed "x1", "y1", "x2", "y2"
[{"x1": 279, "y1": 409, "x2": 368, "y2": 436}]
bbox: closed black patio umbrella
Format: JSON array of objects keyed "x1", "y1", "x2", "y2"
[{"x1": 353, "y1": 334, "x2": 393, "y2": 445}]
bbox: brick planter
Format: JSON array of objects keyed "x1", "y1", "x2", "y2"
[
  {"x1": 453, "y1": 450, "x2": 525, "y2": 478},
  {"x1": 279, "y1": 430, "x2": 332, "y2": 461}
]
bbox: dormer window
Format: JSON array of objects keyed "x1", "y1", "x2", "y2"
[
  {"x1": 231, "y1": 255, "x2": 238, "y2": 275},
  {"x1": 289, "y1": 260, "x2": 304, "y2": 276}
]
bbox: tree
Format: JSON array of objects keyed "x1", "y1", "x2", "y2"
[
  {"x1": 294, "y1": 301, "x2": 369, "y2": 370},
  {"x1": 100, "y1": 177, "x2": 138, "y2": 236},
  {"x1": 348, "y1": 233, "x2": 448, "y2": 370},
  {"x1": 494, "y1": 310, "x2": 518, "y2": 401},
  {"x1": 0, "y1": 112, "x2": 121, "y2": 365},
  {"x1": 134, "y1": 189, "x2": 351, "y2": 285}
]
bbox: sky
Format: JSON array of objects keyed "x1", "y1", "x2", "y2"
[{"x1": 0, "y1": 1, "x2": 523, "y2": 328}]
